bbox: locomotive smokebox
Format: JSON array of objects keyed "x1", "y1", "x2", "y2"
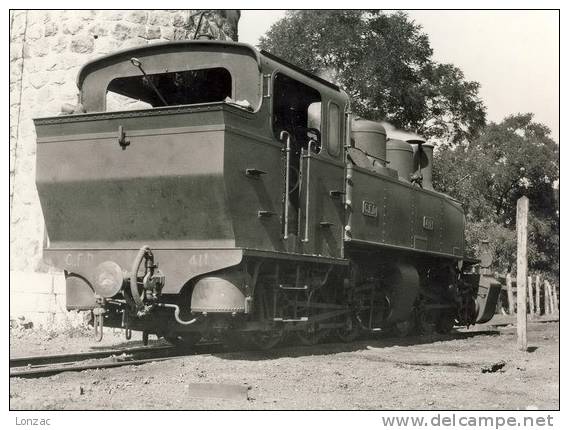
[
  {"x1": 386, "y1": 139, "x2": 414, "y2": 181},
  {"x1": 190, "y1": 271, "x2": 250, "y2": 313},
  {"x1": 351, "y1": 119, "x2": 387, "y2": 167}
]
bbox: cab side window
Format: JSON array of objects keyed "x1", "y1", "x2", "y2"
[
  {"x1": 307, "y1": 102, "x2": 321, "y2": 131},
  {"x1": 273, "y1": 73, "x2": 321, "y2": 148},
  {"x1": 328, "y1": 102, "x2": 341, "y2": 157}
]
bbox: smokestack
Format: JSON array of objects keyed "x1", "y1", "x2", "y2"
[
  {"x1": 421, "y1": 143, "x2": 434, "y2": 190},
  {"x1": 409, "y1": 139, "x2": 434, "y2": 190}
]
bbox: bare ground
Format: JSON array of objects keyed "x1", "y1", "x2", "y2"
[{"x1": 9, "y1": 318, "x2": 559, "y2": 410}]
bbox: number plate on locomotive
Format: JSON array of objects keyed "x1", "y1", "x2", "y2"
[
  {"x1": 423, "y1": 216, "x2": 434, "y2": 231},
  {"x1": 362, "y1": 200, "x2": 378, "y2": 218}
]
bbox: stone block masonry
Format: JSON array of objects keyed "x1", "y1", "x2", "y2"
[
  {"x1": 10, "y1": 270, "x2": 84, "y2": 328},
  {"x1": 9, "y1": 10, "x2": 239, "y2": 328}
]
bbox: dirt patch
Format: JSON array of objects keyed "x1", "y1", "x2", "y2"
[
  {"x1": 10, "y1": 321, "x2": 559, "y2": 410},
  {"x1": 10, "y1": 324, "x2": 168, "y2": 358}
]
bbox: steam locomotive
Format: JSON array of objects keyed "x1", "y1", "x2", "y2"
[{"x1": 35, "y1": 41, "x2": 500, "y2": 348}]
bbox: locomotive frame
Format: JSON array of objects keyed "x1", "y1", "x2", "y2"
[{"x1": 34, "y1": 40, "x2": 500, "y2": 348}]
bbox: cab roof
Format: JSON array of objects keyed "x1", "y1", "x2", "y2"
[
  {"x1": 77, "y1": 40, "x2": 341, "y2": 93},
  {"x1": 77, "y1": 40, "x2": 261, "y2": 89}
]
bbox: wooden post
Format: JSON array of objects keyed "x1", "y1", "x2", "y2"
[
  {"x1": 552, "y1": 282, "x2": 559, "y2": 314},
  {"x1": 545, "y1": 280, "x2": 555, "y2": 315},
  {"x1": 516, "y1": 196, "x2": 528, "y2": 351},
  {"x1": 506, "y1": 273, "x2": 515, "y2": 315},
  {"x1": 528, "y1": 275, "x2": 534, "y2": 318},
  {"x1": 544, "y1": 280, "x2": 552, "y2": 314},
  {"x1": 535, "y1": 274, "x2": 541, "y2": 316},
  {"x1": 549, "y1": 281, "x2": 555, "y2": 314}
]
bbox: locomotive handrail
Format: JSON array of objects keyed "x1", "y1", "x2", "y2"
[
  {"x1": 280, "y1": 131, "x2": 292, "y2": 240},
  {"x1": 344, "y1": 110, "x2": 354, "y2": 240},
  {"x1": 301, "y1": 139, "x2": 318, "y2": 243}
]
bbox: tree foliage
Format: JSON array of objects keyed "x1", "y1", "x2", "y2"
[
  {"x1": 259, "y1": 10, "x2": 486, "y2": 144},
  {"x1": 433, "y1": 114, "x2": 559, "y2": 276}
]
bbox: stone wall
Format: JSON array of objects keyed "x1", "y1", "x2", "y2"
[{"x1": 9, "y1": 10, "x2": 239, "y2": 327}]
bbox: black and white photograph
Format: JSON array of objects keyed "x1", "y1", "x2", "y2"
[{"x1": 7, "y1": 4, "x2": 562, "y2": 426}]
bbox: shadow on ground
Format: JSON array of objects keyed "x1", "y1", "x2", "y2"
[
  {"x1": 214, "y1": 329, "x2": 501, "y2": 361},
  {"x1": 85, "y1": 327, "x2": 501, "y2": 356}
]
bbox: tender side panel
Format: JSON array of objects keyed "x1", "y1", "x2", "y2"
[
  {"x1": 36, "y1": 109, "x2": 235, "y2": 249},
  {"x1": 223, "y1": 114, "x2": 285, "y2": 252}
]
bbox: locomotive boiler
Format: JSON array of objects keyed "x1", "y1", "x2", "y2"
[{"x1": 34, "y1": 40, "x2": 500, "y2": 348}]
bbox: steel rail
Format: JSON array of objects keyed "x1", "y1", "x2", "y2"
[
  {"x1": 10, "y1": 342, "x2": 224, "y2": 379},
  {"x1": 10, "y1": 345, "x2": 173, "y2": 368},
  {"x1": 11, "y1": 355, "x2": 191, "y2": 379}
]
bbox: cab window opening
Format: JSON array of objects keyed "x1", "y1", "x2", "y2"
[
  {"x1": 272, "y1": 73, "x2": 322, "y2": 149},
  {"x1": 307, "y1": 102, "x2": 322, "y2": 134},
  {"x1": 106, "y1": 67, "x2": 232, "y2": 111},
  {"x1": 328, "y1": 102, "x2": 341, "y2": 157},
  {"x1": 272, "y1": 73, "x2": 322, "y2": 238}
]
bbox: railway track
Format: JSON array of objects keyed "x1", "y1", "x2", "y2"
[
  {"x1": 10, "y1": 342, "x2": 225, "y2": 379},
  {"x1": 11, "y1": 318, "x2": 532, "y2": 379}
]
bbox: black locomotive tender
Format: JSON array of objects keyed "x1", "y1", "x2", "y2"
[{"x1": 35, "y1": 41, "x2": 500, "y2": 348}]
